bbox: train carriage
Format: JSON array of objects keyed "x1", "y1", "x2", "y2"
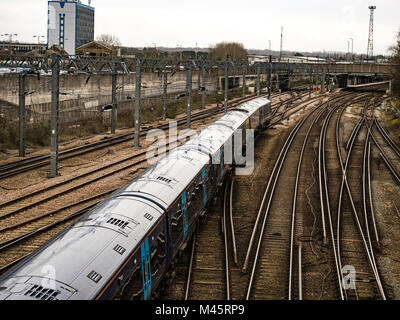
[{"x1": 0, "y1": 97, "x2": 270, "y2": 300}]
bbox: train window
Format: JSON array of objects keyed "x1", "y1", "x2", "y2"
[
  {"x1": 150, "y1": 245, "x2": 159, "y2": 276},
  {"x1": 187, "y1": 177, "x2": 203, "y2": 223},
  {"x1": 171, "y1": 207, "x2": 183, "y2": 244},
  {"x1": 157, "y1": 233, "x2": 166, "y2": 259},
  {"x1": 117, "y1": 262, "x2": 143, "y2": 300},
  {"x1": 205, "y1": 169, "x2": 212, "y2": 199},
  {"x1": 149, "y1": 231, "x2": 167, "y2": 279}
]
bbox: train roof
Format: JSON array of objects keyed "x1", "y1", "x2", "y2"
[
  {"x1": 182, "y1": 97, "x2": 270, "y2": 156},
  {"x1": 0, "y1": 197, "x2": 164, "y2": 300},
  {"x1": 117, "y1": 148, "x2": 210, "y2": 208}
]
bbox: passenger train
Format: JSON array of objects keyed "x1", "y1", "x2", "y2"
[{"x1": 0, "y1": 97, "x2": 270, "y2": 300}]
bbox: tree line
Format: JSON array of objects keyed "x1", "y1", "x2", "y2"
[
  {"x1": 95, "y1": 34, "x2": 248, "y2": 62},
  {"x1": 391, "y1": 31, "x2": 400, "y2": 101}
]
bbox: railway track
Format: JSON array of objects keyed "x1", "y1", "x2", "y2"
[
  {"x1": 0, "y1": 91, "x2": 309, "y2": 220},
  {"x1": 160, "y1": 91, "x2": 371, "y2": 301},
  {"x1": 334, "y1": 98, "x2": 387, "y2": 300},
  {"x1": 7, "y1": 90, "x2": 394, "y2": 301},
  {"x1": 159, "y1": 91, "x2": 396, "y2": 301},
  {"x1": 0, "y1": 95, "x2": 255, "y2": 179},
  {"x1": 160, "y1": 91, "x2": 332, "y2": 300},
  {"x1": 0, "y1": 92, "x2": 304, "y2": 233},
  {"x1": 242, "y1": 93, "x2": 369, "y2": 300},
  {"x1": 1, "y1": 77, "x2": 398, "y2": 301},
  {"x1": 182, "y1": 175, "x2": 239, "y2": 300},
  {"x1": 0, "y1": 91, "x2": 313, "y2": 276},
  {"x1": 0, "y1": 91, "x2": 305, "y2": 180},
  {"x1": 159, "y1": 91, "x2": 400, "y2": 301}
]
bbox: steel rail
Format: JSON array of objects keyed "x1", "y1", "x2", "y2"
[
  {"x1": 1, "y1": 91, "x2": 301, "y2": 182},
  {"x1": 362, "y1": 105, "x2": 384, "y2": 294},
  {"x1": 378, "y1": 153, "x2": 400, "y2": 183},
  {"x1": 245, "y1": 103, "x2": 323, "y2": 300},
  {"x1": 367, "y1": 141, "x2": 380, "y2": 250},
  {"x1": 241, "y1": 98, "x2": 323, "y2": 274},
  {"x1": 0, "y1": 93, "x2": 270, "y2": 180},
  {"x1": 318, "y1": 93, "x2": 372, "y2": 299},
  {"x1": 0, "y1": 188, "x2": 116, "y2": 234},
  {"x1": 229, "y1": 178, "x2": 238, "y2": 265},
  {"x1": 289, "y1": 106, "x2": 326, "y2": 300},
  {"x1": 367, "y1": 107, "x2": 400, "y2": 184},
  {"x1": 364, "y1": 103, "x2": 382, "y2": 251},
  {"x1": 3, "y1": 92, "x2": 304, "y2": 221},
  {"x1": 335, "y1": 106, "x2": 362, "y2": 300},
  {"x1": 0, "y1": 203, "x2": 96, "y2": 253},
  {"x1": 2, "y1": 92, "x2": 298, "y2": 213},
  {"x1": 184, "y1": 232, "x2": 196, "y2": 300},
  {"x1": 298, "y1": 244, "x2": 303, "y2": 300},
  {"x1": 242, "y1": 92, "x2": 358, "y2": 275},
  {"x1": 223, "y1": 180, "x2": 231, "y2": 300},
  {"x1": 319, "y1": 102, "x2": 349, "y2": 300},
  {"x1": 0, "y1": 93, "x2": 305, "y2": 274},
  {"x1": 375, "y1": 118, "x2": 400, "y2": 158},
  {"x1": 335, "y1": 99, "x2": 386, "y2": 300}
]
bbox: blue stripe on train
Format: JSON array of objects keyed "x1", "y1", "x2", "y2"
[
  {"x1": 182, "y1": 192, "x2": 188, "y2": 236},
  {"x1": 202, "y1": 169, "x2": 207, "y2": 207},
  {"x1": 141, "y1": 238, "x2": 151, "y2": 300}
]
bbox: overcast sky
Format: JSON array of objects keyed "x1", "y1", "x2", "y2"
[{"x1": 0, "y1": 0, "x2": 399, "y2": 55}]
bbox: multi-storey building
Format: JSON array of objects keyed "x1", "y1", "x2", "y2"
[{"x1": 47, "y1": 1, "x2": 95, "y2": 55}]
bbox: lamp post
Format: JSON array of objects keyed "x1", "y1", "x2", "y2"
[
  {"x1": 177, "y1": 44, "x2": 182, "y2": 61},
  {"x1": 349, "y1": 38, "x2": 354, "y2": 62},
  {"x1": 33, "y1": 35, "x2": 45, "y2": 54},
  {"x1": 347, "y1": 40, "x2": 350, "y2": 62},
  {"x1": 1, "y1": 33, "x2": 18, "y2": 52}
]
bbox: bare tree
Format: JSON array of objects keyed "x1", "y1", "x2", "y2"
[
  {"x1": 390, "y1": 31, "x2": 400, "y2": 100},
  {"x1": 96, "y1": 34, "x2": 121, "y2": 47},
  {"x1": 209, "y1": 42, "x2": 248, "y2": 61}
]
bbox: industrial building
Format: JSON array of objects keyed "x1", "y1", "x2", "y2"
[{"x1": 47, "y1": 0, "x2": 95, "y2": 55}]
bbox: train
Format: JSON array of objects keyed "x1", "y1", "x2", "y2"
[{"x1": 0, "y1": 97, "x2": 270, "y2": 300}]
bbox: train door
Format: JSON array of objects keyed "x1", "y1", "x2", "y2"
[
  {"x1": 116, "y1": 220, "x2": 167, "y2": 301},
  {"x1": 149, "y1": 228, "x2": 167, "y2": 290},
  {"x1": 251, "y1": 110, "x2": 260, "y2": 134},
  {"x1": 201, "y1": 168, "x2": 207, "y2": 207},
  {"x1": 170, "y1": 203, "x2": 184, "y2": 247},
  {"x1": 187, "y1": 173, "x2": 206, "y2": 222},
  {"x1": 140, "y1": 238, "x2": 151, "y2": 300},
  {"x1": 211, "y1": 162, "x2": 217, "y2": 190}
]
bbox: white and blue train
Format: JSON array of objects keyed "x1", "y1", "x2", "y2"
[{"x1": 0, "y1": 97, "x2": 270, "y2": 300}]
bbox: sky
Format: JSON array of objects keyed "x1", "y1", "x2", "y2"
[{"x1": 0, "y1": 0, "x2": 399, "y2": 55}]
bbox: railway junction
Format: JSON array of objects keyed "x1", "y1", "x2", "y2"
[{"x1": 0, "y1": 53, "x2": 399, "y2": 301}]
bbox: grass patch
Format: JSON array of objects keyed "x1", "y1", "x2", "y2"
[{"x1": 0, "y1": 117, "x2": 51, "y2": 150}]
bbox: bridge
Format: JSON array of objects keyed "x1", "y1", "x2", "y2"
[{"x1": 218, "y1": 62, "x2": 393, "y2": 91}]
